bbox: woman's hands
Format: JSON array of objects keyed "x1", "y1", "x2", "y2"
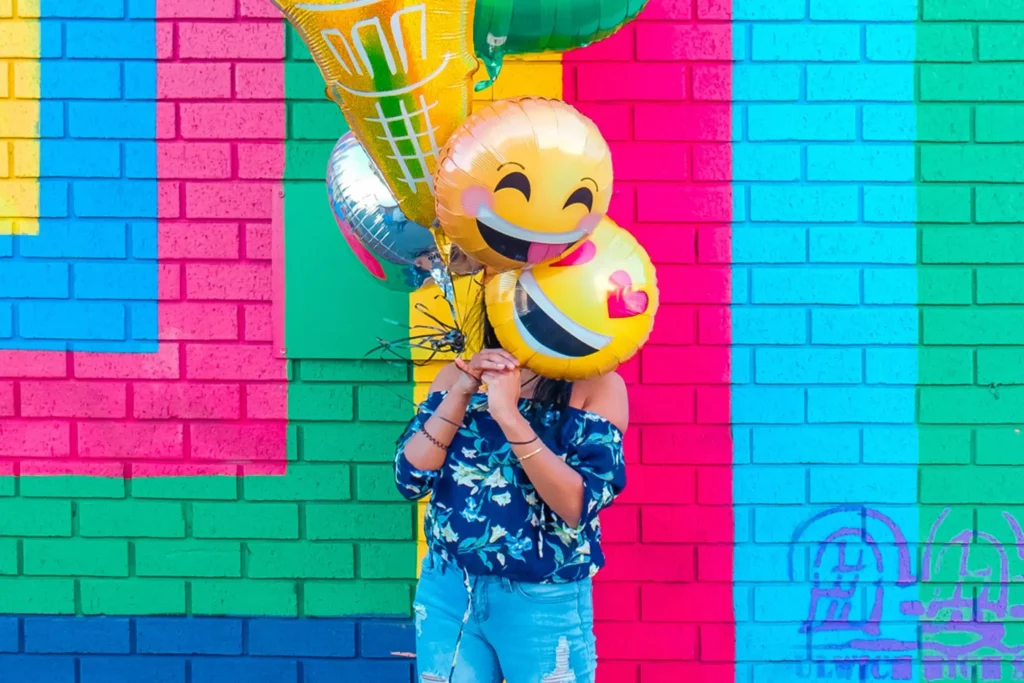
[
  {"x1": 452, "y1": 350, "x2": 519, "y2": 397},
  {"x1": 482, "y1": 367, "x2": 523, "y2": 426},
  {"x1": 451, "y1": 350, "x2": 524, "y2": 425}
]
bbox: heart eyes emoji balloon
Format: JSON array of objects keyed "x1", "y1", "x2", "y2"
[
  {"x1": 485, "y1": 219, "x2": 659, "y2": 381},
  {"x1": 434, "y1": 97, "x2": 613, "y2": 273}
]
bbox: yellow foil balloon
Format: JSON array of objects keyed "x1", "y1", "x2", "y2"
[
  {"x1": 435, "y1": 97, "x2": 613, "y2": 273},
  {"x1": 272, "y1": 0, "x2": 478, "y2": 227},
  {"x1": 485, "y1": 218, "x2": 659, "y2": 381}
]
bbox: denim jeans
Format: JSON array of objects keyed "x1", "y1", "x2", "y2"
[{"x1": 413, "y1": 552, "x2": 597, "y2": 683}]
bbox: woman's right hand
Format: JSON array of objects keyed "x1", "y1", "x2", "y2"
[{"x1": 452, "y1": 350, "x2": 519, "y2": 396}]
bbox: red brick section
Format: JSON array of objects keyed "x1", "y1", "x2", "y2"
[{"x1": 563, "y1": 1, "x2": 735, "y2": 681}]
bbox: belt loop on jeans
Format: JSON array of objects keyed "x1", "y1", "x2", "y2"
[{"x1": 500, "y1": 577, "x2": 512, "y2": 593}]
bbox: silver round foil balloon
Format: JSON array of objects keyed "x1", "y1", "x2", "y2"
[{"x1": 327, "y1": 133, "x2": 445, "y2": 293}]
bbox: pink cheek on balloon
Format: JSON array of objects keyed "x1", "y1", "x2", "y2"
[
  {"x1": 461, "y1": 185, "x2": 493, "y2": 217},
  {"x1": 576, "y1": 213, "x2": 602, "y2": 235},
  {"x1": 339, "y1": 225, "x2": 387, "y2": 280}
]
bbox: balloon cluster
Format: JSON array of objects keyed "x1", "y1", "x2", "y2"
[{"x1": 274, "y1": 0, "x2": 657, "y2": 381}]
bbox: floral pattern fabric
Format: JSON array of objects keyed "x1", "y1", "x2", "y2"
[{"x1": 394, "y1": 391, "x2": 626, "y2": 584}]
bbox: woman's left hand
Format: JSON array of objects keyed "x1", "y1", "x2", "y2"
[{"x1": 481, "y1": 368, "x2": 522, "y2": 425}]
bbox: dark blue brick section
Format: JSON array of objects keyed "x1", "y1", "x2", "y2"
[
  {"x1": 24, "y1": 617, "x2": 131, "y2": 654},
  {"x1": 80, "y1": 657, "x2": 187, "y2": 683},
  {"x1": 0, "y1": 617, "x2": 416, "y2": 683},
  {"x1": 191, "y1": 657, "x2": 299, "y2": 683},
  {"x1": 303, "y1": 659, "x2": 415, "y2": 683},
  {"x1": 136, "y1": 617, "x2": 243, "y2": 656},
  {"x1": 0, "y1": 618, "x2": 19, "y2": 653},
  {"x1": 248, "y1": 619, "x2": 356, "y2": 658},
  {"x1": 360, "y1": 621, "x2": 416, "y2": 659},
  {"x1": 0, "y1": 655, "x2": 77, "y2": 683}
]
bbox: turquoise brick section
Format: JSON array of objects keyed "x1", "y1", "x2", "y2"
[
  {"x1": 731, "y1": 0, "x2": 920, "y2": 679},
  {"x1": 0, "y1": 1, "x2": 159, "y2": 352}
]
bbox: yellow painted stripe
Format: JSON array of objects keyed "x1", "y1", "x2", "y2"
[
  {"x1": 413, "y1": 54, "x2": 565, "y2": 571},
  {"x1": 0, "y1": 0, "x2": 41, "y2": 233}
]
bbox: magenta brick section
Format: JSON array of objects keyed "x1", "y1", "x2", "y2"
[
  {"x1": 0, "y1": 1, "x2": 288, "y2": 477},
  {"x1": 565, "y1": 1, "x2": 735, "y2": 681}
]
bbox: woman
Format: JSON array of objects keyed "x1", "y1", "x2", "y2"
[{"x1": 394, "y1": 316, "x2": 628, "y2": 683}]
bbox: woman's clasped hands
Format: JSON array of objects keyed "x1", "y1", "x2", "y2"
[{"x1": 453, "y1": 350, "x2": 523, "y2": 424}]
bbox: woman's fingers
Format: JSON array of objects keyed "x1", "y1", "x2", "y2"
[
  {"x1": 455, "y1": 358, "x2": 483, "y2": 380},
  {"x1": 495, "y1": 350, "x2": 520, "y2": 368},
  {"x1": 476, "y1": 349, "x2": 518, "y2": 370}
]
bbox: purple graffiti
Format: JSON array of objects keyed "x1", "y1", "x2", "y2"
[
  {"x1": 798, "y1": 659, "x2": 914, "y2": 681},
  {"x1": 789, "y1": 507, "x2": 915, "y2": 641},
  {"x1": 791, "y1": 507, "x2": 1024, "y2": 681}
]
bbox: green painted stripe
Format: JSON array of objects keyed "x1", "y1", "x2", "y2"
[
  {"x1": 283, "y1": 25, "x2": 420, "y2": 615},
  {"x1": 283, "y1": 26, "x2": 412, "y2": 360},
  {"x1": 917, "y1": 1, "x2": 1024, "y2": 675}
]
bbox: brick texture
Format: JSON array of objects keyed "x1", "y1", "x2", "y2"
[
  {"x1": 14, "y1": 0, "x2": 1024, "y2": 682},
  {"x1": 726, "y1": 1, "x2": 1024, "y2": 683},
  {"x1": 0, "y1": 0, "x2": 288, "y2": 477},
  {"x1": 563, "y1": 4, "x2": 734, "y2": 681}
]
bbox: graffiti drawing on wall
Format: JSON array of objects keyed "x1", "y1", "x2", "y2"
[{"x1": 789, "y1": 506, "x2": 1024, "y2": 680}]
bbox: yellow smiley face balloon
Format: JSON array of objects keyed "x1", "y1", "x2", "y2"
[
  {"x1": 434, "y1": 97, "x2": 613, "y2": 273},
  {"x1": 485, "y1": 219, "x2": 659, "y2": 381}
]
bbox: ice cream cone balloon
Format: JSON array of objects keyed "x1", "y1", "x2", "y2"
[{"x1": 272, "y1": 0, "x2": 478, "y2": 227}]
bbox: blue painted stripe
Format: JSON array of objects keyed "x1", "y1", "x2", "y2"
[
  {"x1": 731, "y1": 1, "x2": 920, "y2": 677},
  {"x1": 0, "y1": 617, "x2": 414, "y2": 683},
  {"x1": 0, "y1": 1, "x2": 158, "y2": 352}
]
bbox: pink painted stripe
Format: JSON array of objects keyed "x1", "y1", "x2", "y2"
[
  {"x1": 150, "y1": 0, "x2": 288, "y2": 477},
  {"x1": 563, "y1": 2, "x2": 734, "y2": 681}
]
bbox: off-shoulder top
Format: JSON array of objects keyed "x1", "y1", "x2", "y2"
[{"x1": 394, "y1": 391, "x2": 626, "y2": 583}]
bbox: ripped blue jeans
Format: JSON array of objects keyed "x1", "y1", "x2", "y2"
[{"x1": 413, "y1": 552, "x2": 597, "y2": 683}]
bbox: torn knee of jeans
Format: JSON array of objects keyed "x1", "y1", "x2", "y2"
[
  {"x1": 541, "y1": 636, "x2": 576, "y2": 682},
  {"x1": 420, "y1": 674, "x2": 448, "y2": 682}
]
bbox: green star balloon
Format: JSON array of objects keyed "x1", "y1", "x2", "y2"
[{"x1": 473, "y1": 0, "x2": 649, "y2": 89}]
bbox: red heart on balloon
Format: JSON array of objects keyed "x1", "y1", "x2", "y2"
[
  {"x1": 550, "y1": 239, "x2": 596, "y2": 267},
  {"x1": 607, "y1": 270, "x2": 649, "y2": 319}
]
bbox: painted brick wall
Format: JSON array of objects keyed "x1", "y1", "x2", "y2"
[
  {"x1": 729, "y1": 0, "x2": 921, "y2": 678},
  {"x1": 0, "y1": 1, "x2": 419, "y2": 680},
  {"x1": 562, "y1": 5, "x2": 735, "y2": 682},
  {"x1": 732, "y1": 1, "x2": 1024, "y2": 682},
  {"x1": 6, "y1": 0, "x2": 1023, "y2": 681}
]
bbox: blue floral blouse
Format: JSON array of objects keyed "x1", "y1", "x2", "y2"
[{"x1": 394, "y1": 391, "x2": 626, "y2": 584}]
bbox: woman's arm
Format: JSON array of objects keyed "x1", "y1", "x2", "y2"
[
  {"x1": 485, "y1": 371, "x2": 628, "y2": 528},
  {"x1": 401, "y1": 365, "x2": 473, "y2": 472},
  {"x1": 402, "y1": 351, "x2": 520, "y2": 471}
]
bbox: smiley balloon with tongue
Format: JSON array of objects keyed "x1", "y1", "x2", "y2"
[{"x1": 434, "y1": 96, "x2": 613, "y2": 274}]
